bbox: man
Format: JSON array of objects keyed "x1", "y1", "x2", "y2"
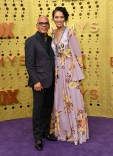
[{"x1": 25, "y1": 15, "x2": 56, "y2": 151}]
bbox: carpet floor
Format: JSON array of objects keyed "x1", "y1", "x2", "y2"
[{"x1": 0, "y1": 116, "x2": 113, "y2": 156}]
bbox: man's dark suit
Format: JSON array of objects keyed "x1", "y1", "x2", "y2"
[{"x1": 25, "y1": 31, "x2": 55, "y2": 140}]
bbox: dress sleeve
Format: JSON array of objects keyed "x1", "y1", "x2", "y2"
[{"x1": 68, "y1": 29, "x2": 83, "y2": 71}]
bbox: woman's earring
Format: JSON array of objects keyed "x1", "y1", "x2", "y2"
[{"x1": 64, "y1": 22, "x2": 67, "y2": 26}]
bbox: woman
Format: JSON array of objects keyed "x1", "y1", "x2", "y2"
[{"x1": 50, "y1": 7, "x2": 89, "y2": 145}]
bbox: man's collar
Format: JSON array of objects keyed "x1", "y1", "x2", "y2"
[{"x1": 37, "y1": 31, "x2": 48, "y2": 38}]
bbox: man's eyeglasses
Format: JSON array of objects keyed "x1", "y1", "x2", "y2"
[{"x1": 37, "y1": 22, "x2": 49, "y2": 26}]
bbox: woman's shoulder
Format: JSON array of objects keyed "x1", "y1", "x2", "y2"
[
  {"x1": 67, "y1": 27, "x2": 76, "y2": 36},
  {"x1": 52, "y1": 29, "x2": 57, "y2": 34},
  {"x1": 64, "y1": 27, "x2": 76, "y2": 37}
]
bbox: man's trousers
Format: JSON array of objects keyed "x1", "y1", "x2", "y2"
[{"x1": 32, "y1": 81, "x2": 54, "y2": 140}]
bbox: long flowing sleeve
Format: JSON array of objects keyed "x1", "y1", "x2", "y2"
[{"x1": 68, "y1": 29, "x2": 85, "y2": 80}]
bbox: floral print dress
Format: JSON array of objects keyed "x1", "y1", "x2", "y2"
[{"x1": 50, "y1": 27, "x2": 89, "y2": 145}]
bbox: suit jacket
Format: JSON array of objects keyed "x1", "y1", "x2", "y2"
[{"x1": 25, "y1": 31, "x2": 55, "y2": 88}]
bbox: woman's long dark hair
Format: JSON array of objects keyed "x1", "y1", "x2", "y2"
[{"x1": 52, "y1": 7, "x2": 69, "y2": 21}]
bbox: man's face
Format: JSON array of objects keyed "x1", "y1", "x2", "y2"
[{"x1": 36, "y1": 16, "x2": 50, "y2": 36}]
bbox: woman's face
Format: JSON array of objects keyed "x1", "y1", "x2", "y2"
[{"x1": 53, "y1": 11, "x2": 65, "y2": 28}]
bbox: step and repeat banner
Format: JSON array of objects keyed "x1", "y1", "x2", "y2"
[{"x1": 0, "y1": 0, "x2": 113, "y2": 121}]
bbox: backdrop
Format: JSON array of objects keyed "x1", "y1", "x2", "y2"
[{"x1": 0, "y1": 0, "x2": 113, "y2": 121}]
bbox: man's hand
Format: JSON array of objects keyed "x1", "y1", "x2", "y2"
[{"x1": 34, "y1": 82, "x2": 43, "y2": 91}]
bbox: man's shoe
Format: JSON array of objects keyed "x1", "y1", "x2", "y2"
[
  {"x1": 43, "y1": 133, "x2": 57, "y2": 141},
  {"x1": 35, "y1": 139, "x2": 43, "y2": 150}
]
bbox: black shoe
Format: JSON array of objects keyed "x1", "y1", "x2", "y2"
[
  {"x1": 35, "y1": 139, "x2": 43, "y2": 150},
  {"x1": 43, "y1": 133, "x2": 57, "y2": 141}
]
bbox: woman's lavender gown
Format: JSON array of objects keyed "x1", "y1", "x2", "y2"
[{"x1": 50, "y1": 27, "x2": 89, "y2": 145}]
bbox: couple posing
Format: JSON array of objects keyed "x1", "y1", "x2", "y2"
[{"x1": 25, "y1": 7, "x2": 89, "y2": 151}]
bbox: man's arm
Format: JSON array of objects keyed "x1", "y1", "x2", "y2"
[
  {"x1": 25, "y1": 38, "x2": 40, "y2": 87},
  {"x1": 34, "y1": 82, "x2": 43, "y2": 91}
]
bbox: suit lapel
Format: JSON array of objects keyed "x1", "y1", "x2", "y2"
[
  {"x1": 34, "y1": 31, "x2": 54, "y2": 59},
  {"x1": 48, "y1": 36, "x2": 54, "y2": 58},
  {"x1": 35, "y1": 31, "x2": 49, "y2": 57}
]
